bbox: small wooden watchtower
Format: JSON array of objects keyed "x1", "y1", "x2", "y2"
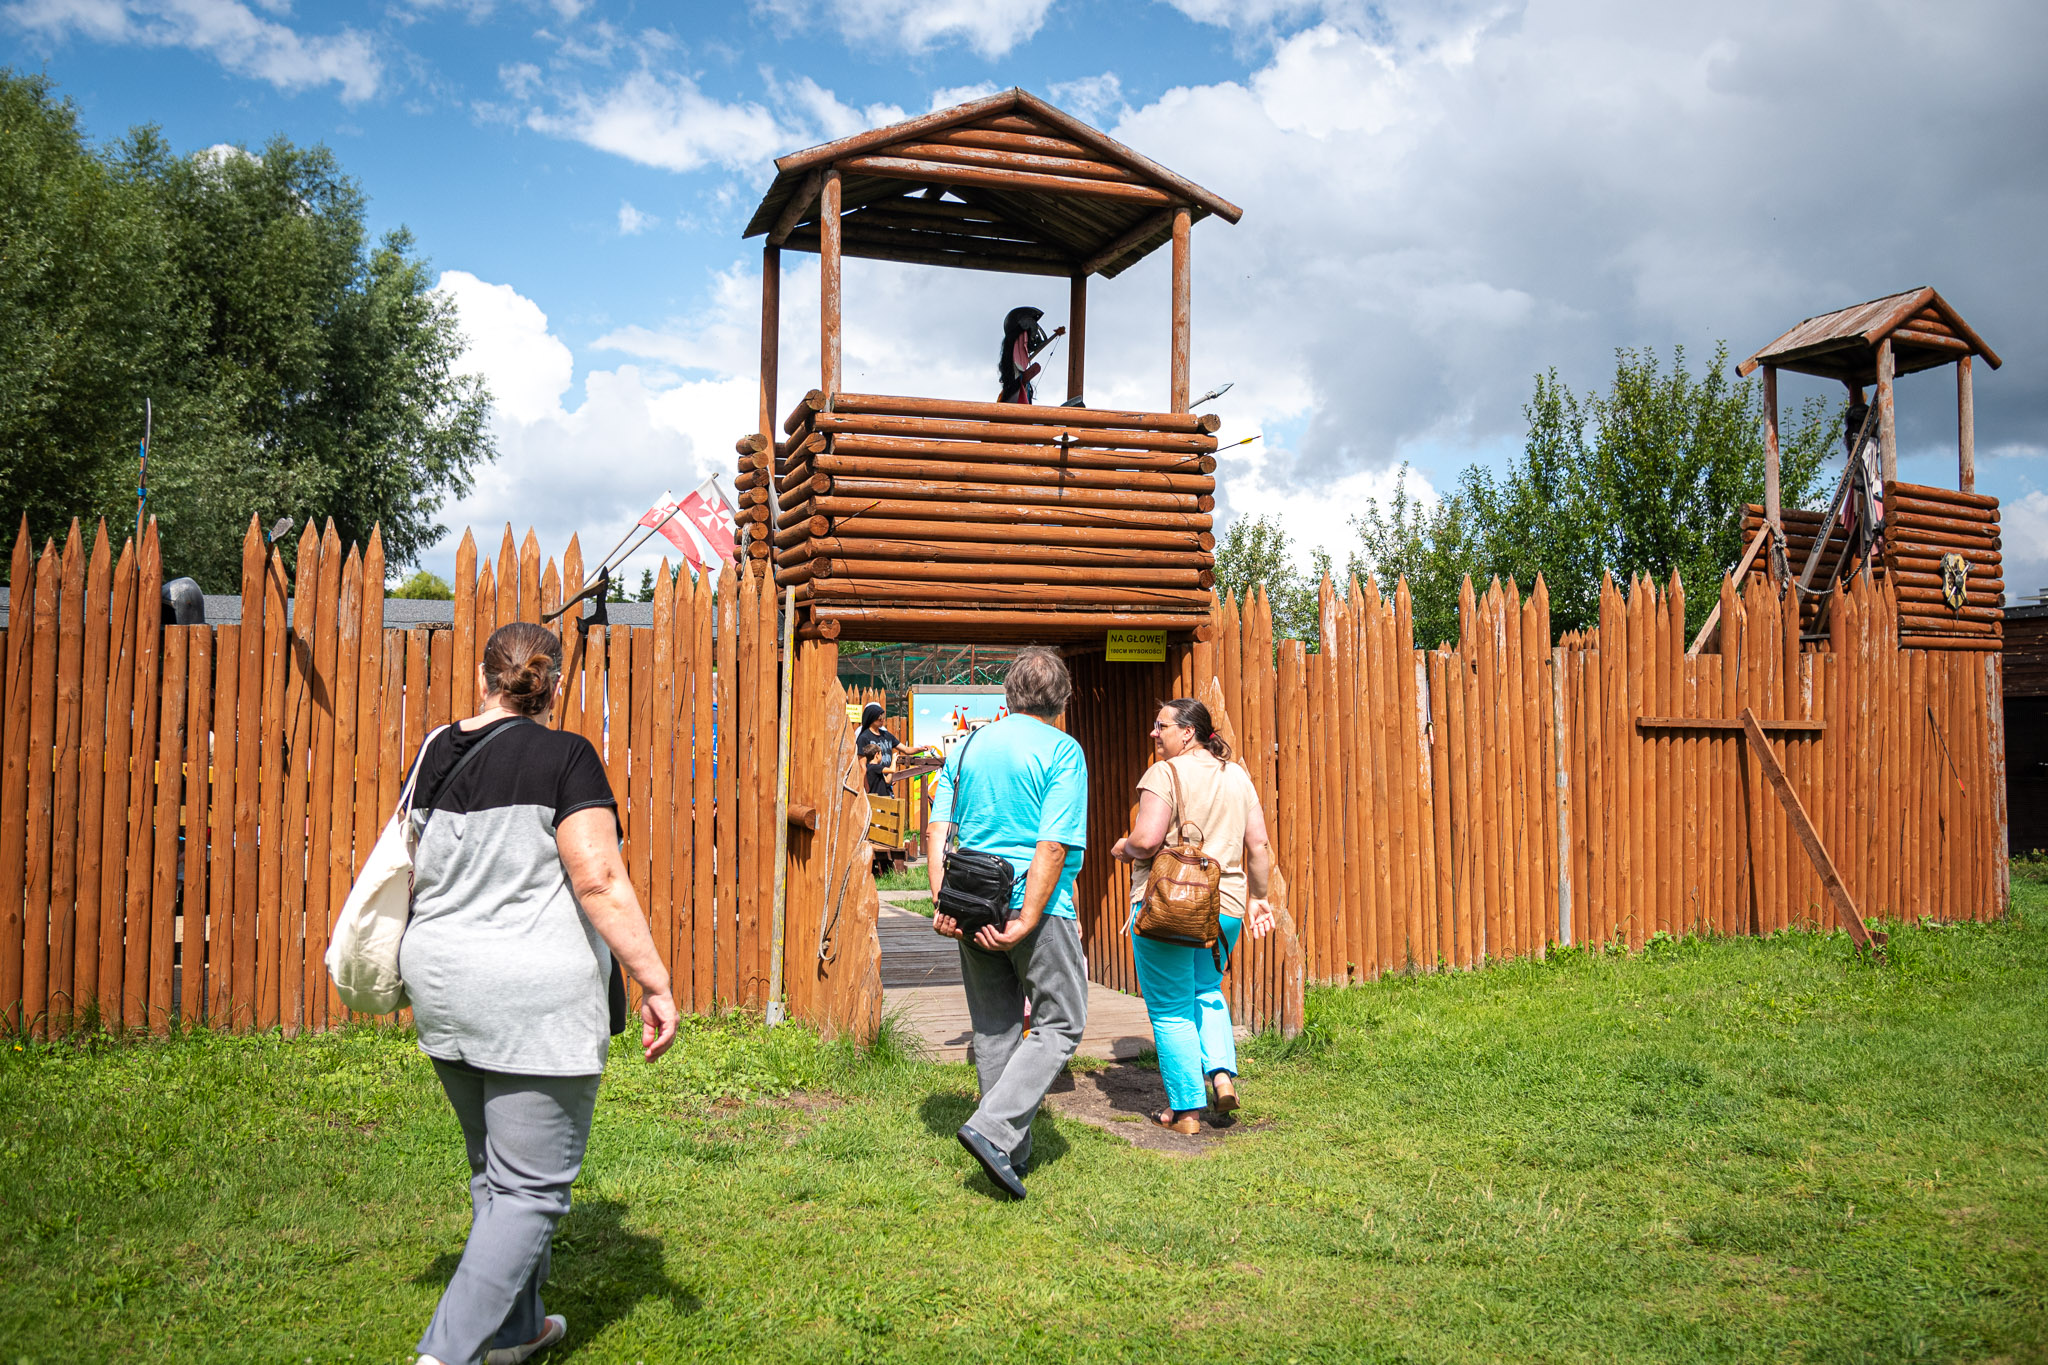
[
  {"x1": 1734, "y1": 287, "x2": 2005, "y2": 650},
  {"x1": 729, "y1": 88, "x2": 1243, "y2": 643}
]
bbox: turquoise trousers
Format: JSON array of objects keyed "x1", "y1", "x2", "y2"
[{"x1": 1131, "y1": 914, "x2": 1244, "y2": 1112}]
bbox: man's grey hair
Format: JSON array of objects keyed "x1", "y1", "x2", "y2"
[{"x1": 1004, "y1": 645, "x2": 1072, "y2": 719}]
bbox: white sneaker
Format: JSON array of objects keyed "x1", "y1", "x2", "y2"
[{"x1": 484, "y1": 1315, "x2": 567, "y2": 1364}]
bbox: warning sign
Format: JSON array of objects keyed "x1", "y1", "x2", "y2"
[{"x1": 1106, "y1": 629, "x2": 1167, "y2": 662}]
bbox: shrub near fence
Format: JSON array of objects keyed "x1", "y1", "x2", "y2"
[
  {"x1": 1184, "y1": 565, "x2": 2008, "y2": 993},
  {"x1": 0, "y1": 514, "x2": 880, "y2": 1039}
]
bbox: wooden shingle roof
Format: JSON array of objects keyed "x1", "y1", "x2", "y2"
[
  {"x1": 741, "y1": 88, "x2": 1241, "y2": 280},
  {"x1": 1736, "y1": 287, "x2": 2001, "y2": 385}
]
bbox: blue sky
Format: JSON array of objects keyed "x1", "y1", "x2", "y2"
[{"x1": 8, "y1": 0, "x2": 2046, "y2": 598}]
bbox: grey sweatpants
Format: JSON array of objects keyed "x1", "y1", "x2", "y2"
[
  {"x1": 958, "y1": 914, "x2": 1088, "y2": 1169},
  {"x1": 418, "y1": 1060, "x2": 602, "y2": 1365}
]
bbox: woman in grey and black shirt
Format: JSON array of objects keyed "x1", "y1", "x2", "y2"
[{"x1": 405, "y1": 622, "x2": 677, "y2": 1365}]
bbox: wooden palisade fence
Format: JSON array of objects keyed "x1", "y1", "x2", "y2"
[
  {"x1": 1179, "y1": 565, "x2": 2007, "y2": 993},
  {"x1": 0, "y1": 514, "x2": 879, "y2": 1039}
]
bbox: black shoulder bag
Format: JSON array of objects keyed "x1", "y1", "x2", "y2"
[{"x1": 934, "y1": 727, "x2": 1017, "y2": 939}]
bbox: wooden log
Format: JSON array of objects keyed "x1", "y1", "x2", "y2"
[
  {"x1": 786, "y1": 801, "x2": 819, "y2": 830},
  {"x1": 820, "y1": 169, "x2": 842, "y2": 395},
  {"x1": 1892, "y1": 586, "x2": 2006, "y2": 609},
  {"x1": 0, "y1": 522, "x2": 31, "y2": 1029},
  {"x1": 122, "y1": 524, "x2": 164, "y2": 1032},
  {"x1": 777, "y1": 514, "x2": 1211, "y2": 553},
  {"x1": 1887, "y1": 495, "x2": 1998, "y2": 524},
  {"x1": 1886, "y1": 511, "x2": 2000, "y2": 539},
  {"x1": 735, "y1": 432, "x2": 769, "y2": 455},
  {"x1": 795, "y1": 558, "x2": 1212, "y2": 588},
  {"x1": 1082, "y1": 208, "x2": 1178, "y2": 276},
  {"x1": 784, "y1": 229, "x2": 1076, "y2": 278},
  {"x1": 1888, "y1": 569, "x2": 2004, "y2": 593},
  {"x1": 810, "y1": 474, "x2": 1211, "y2": 513},
  {"x1": 1877, "y1": 337, "x2": 1898, "y2": 488},
  {"x1": 1895, "y1": 634, "x2": 2001, "y2": 652},
  {"x1": 1170, "y1": 208, "x2": 1191, "y2": 413},
  {"x1": 798, "y1": 579, "x2": 1213, "y2": 609},
  {"x1": 779, "y1": 537, "x2": 1212, "y2": 569},
  {"x1": 824, "y1": 433, "x2": 1215, "y2": 472},
  {"x1": 97, "y1": 540, "x2": 139, "y2": 1025},
  {"x1": 1890, "y1": 329, "x2": 1971, "y2": 354},
  {"x1": 1068, "y1": 271, "x2": 1087, "y2": 401},
  {"x1": 1888, "y1": 549, "x2": 2003, "y2": 572},
  {"x1": 73, "y1": 525, "x2": 112, "y2": 1024},
  {"x1": 887, "y1": 140, "x2": 1143, "y2": 183},
  {"x1": 809, "y1": 605, "x2": 1209, "y2": 635},
  {"x1": 1958, "y1": 356, "x2": 1975, "y2": 493},
  {"x1": 1887, "y1": 480, "x2": 1999, "y2": 509},
  {"x1": 833, "y1": 153, "x2": 1178, "y2": 206},
  {"x1": 22, "y1": 540, "x2": 58, "y2": 1033},
  {"x1": 1763, "y1": 365, "x2": 1780, "y2": 531},
  {"x1": 1894, "y1": 609, "x2": 2002, "y2": 630},
  {"x1": 808, "y1": 453, "x2": 1215, "y2": 494},
  {"x1": 147, "y1": 625, "x2": 187, "y2": 1031},
  {"x1": 48, "y1": 525, "x2": 83, "y2": 1030},
  {"x1": 817, "y1": 390, "x2": 1221, "y2": 433},
  {"x1": 924, "y1": 127, "x2": 1093, "y2": 158},
  {"x1": 782, "y1": 496, "x2": 1212, "y2": 532},
  {"x1": 811, "y1": 411, "x2": 1217, "y2": 452}
]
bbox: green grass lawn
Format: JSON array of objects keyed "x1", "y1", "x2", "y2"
[
  {"x1": 874, "y1": 865, "x2": 930, "y2": 892},
  {"x1": 5, "y1": 872, "x2": 2046, "y2": 1363}
]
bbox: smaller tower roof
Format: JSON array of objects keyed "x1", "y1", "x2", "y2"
[
  {"x1": 1737, "y1": 287, "x2": 2000, "y2": 385},
  {"x1": 741, "y1": 88, "x2": 1241, "y2": 279}
]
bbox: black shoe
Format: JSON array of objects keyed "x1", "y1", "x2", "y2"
[{"x1": 957, "y1": 1125, "x2": 1026, "y2": 1200}]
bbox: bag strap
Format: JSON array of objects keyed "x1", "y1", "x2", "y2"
[
  {"x1": 1162, "y1": 759, "x2": 1207, "y2": 852},
  {"x1": 942, "y1": 725, "x2": 987, "y2": 852},
  {"x1": 396, "y1": 725, "x2": 450, "y2": 818},
  {"x1": 418, "y1": 717, "x2": 529, "y2": 825}
]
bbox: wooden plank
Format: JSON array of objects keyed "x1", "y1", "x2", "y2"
[
  {"x1": 183, "y1": 625, "x2": 212, "y2": 1025},
  {"x1": 1635, "y1": 717, "x2": 1825, "y2": 732},
  {"x1": 692, "y1": 576, "x2": 717, "y2": 1013},
  {"x1": 96, "y1": 540, "x2": 139, "y2": 1026},
  {"x1": 322, "y1": 541, "x2": 362, "y2": 1026},
  {"x1": 144, "y1": 625, "x2": 185, "y2": 1031},
  {"x1": 231, "y1": 524, "x2": 266, "y2": 1030},
  {"x1": 253, "y1": 538, "x2": 288, "y2": 1030},
  {"x1": 650, "y1": 564, "x2": 676, "y2": 1009},
  {"x1": 74, "y1": 524, "x2": 112, "y2": 1023},
  {"x1": 378, "y1": 631, "x2": 404, "y2": 846},
  {"x1": 277, "y1": 525, "x2": 321, "y2": 1033},
  {"x1": 122, "y1": 523, "x2": 164, "y2": 1032},
  {"x1": 453, "y1": 529, "x2": 477, "y2": 717},
  {"x1": 519, "y1": 527, "x2": 541, "y2": 623},
  {"x1": 665, "y1": 579, "x2": 690, "y2": 1003},
  {"x1": 0, "y1": 522, "x2": 30, "y2": 1029},
  {"x1": 23, "y1": 540, "x2": 59, "y2": 1032},
  {"x1": 1739, "y1": 708, "x2": 1883, "y2": 953},
  {"x1": 496, "y1": 525, "x2": 518, "y2": 634},
  {"x1": 716, "y1": 565, "x2": 740, "y2": 1009},
  {"x1": 355, "y1": 530, "x2": 387, "y2": 880},
  {"x1": 627, "y1": 627, "x2": 655, "y2": 1000},
  {"x1": 48, "y1": 524, "x2": 84, "y2": 1029},
  {"x1": 208, "y1": 623, "x2": 240, "y2": 1023},
  {"x1": 304, "y1": 525, "x2": 345, "y2": 1033}
]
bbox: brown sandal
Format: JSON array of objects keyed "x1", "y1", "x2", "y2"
[
  {"x1": 1152, "y1": 1109, "x2": 1201, "y2": 1135},
  {"x1": 1209, "y1": 1074, "x2": 1240, "y2": 1115}
]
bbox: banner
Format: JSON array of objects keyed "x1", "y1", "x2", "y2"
[
  {"x1": 678, "y1": 478, "x2": 738, "y2": 563},
  {"x1": 639, "y1": 491, "x2": 708, "y2": 570}
]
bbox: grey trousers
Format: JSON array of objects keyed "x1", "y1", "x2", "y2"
[
  {"x1": 419, "y1": 1060, "x2": 602, "y2": 1365},
  {"x1": 958, "y1": 914, "x2": 1088, "y2": 1168}
]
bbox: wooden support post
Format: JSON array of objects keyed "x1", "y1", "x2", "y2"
[
  {"x1": 1738, "y1": 707, "x2": 1885, "y2": 956},
  {"x1": 820, "y1": 169, "x2": 842, "y2": 397},
  {"x1": 1169, "y1": 207, "x2": 1191, "y2": 413},
  {"x1": 1067, "y1": 270, "x2": 1087, "y2": 402},
  {"x1": 767, "y1": 586, "x2": 795, "y2": 1024},
  {"x1": 1876, "y1": 337, "x2": 1897, "y2": 491},
  {"x1": 758, "y1": 244, "x2": 781, "y2": 558},
  {"x1": 1957, "y1": 354, "x2": 1975, "y2": 493},
  {"x1": 1763, "y1": 364, "x2": 1781, "y2": 530}
]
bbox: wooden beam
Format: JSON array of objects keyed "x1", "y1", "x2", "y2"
[
  {"x1": 820, "y1": 169, "x2": 842, "y2": 396},
  {"x1": 1080, "y1": 208, "x2": 1176, "y2": 276},
  {"x1": 757, "y1": 244, "x2": 781, "y2": 561},
  {"x1": 1636, "y1": 717, "x2": 1824, "y2": 733},
  {"x1": 835, "y1": 155, "x2": 1179, "y2": 207},
  {"x1": 1068, "y1": 271, "x2": 1087, "y2": 401},
  {"x1": 1738, "y1": 707, "x2": 1884, "y2": 955},
  {"x1": 1170, "y1": 207, "x2": 1191, "y2": 413},
  {"x1": 775, "y1": 88, "x2": 1021, "y2": 174},
  {"x1": 767, "y1": 170, "x2": 820, "y2": 247},
  {"x1": 1686, "y1": 519, "x2": 1770, "y2": 657},
  {"x1": 1763, "y1": 364, "x2": 1781, "y2": 533},
  {"x1": 1876, "y1": 335, "x2": 1897, "y2": 490},
  {"x1": 1958, "y1": 353, "x2": 1975, "y2": 493}
]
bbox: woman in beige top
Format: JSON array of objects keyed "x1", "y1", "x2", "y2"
[{"x1": 1111, "y1": 697, "x2": 1275, "y2": 1133}]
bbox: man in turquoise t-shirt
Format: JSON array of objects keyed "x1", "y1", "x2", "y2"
[{"x1": 928, "y1": 647, "x2": 1088, "y2": 1200}]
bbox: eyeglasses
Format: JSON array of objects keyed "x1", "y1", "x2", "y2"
[{"x1": 1150, "y1": 720, "x2": 1189, "y2": 732}]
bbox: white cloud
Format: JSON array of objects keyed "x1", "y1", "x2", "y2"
[
  {"x1": 927, "y1": 81, "x2": 999, "y2": 112},
  {"x1": 753, "y1": 0, "x2": 1055, "y2": 58},
  {"x1": 5, "y1": 0, "x2": 382, "y2": 101},
  {"x1": 440, "y1": 270, "x2": 574, "y2": 425},
  {"x1": 1048, "y1": 72, "x2": 1124, "y2": 123},
  {"x1": 616, "y1": 200, "x2": 657, "y2": 235},
  {"x1": 2003, "y1": 491, "x2": 2048, "y2": 604},
  {"x1": 521, "y1": 67, "x2": 792, "y2": 173}
]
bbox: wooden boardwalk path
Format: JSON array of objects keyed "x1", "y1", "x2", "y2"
[{"x1": 877, "y1": 896, "x2": 1155, "y2": 1064}]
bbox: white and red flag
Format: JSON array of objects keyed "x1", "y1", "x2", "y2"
[
  {"x1": 639, "y1": 491, "x2": 707, "y2": 570},
  {"x1": 677, "y1": 478, "x2": 738, "y2": 563}
]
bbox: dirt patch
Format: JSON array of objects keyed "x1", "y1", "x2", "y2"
[
  {"x1": 758, "y1": 1089, "x2": 845, "y2": 1115},
  {"x1": 1044, "y1": 1064, "x2": 1262, "y2": 1156}
]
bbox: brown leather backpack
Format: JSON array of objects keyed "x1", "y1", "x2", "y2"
[{"x1": 1134, "y1": 761, "x2": 1225, "y2": 964}]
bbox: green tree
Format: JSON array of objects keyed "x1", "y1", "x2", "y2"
[
  {"x1": 1211, "y1": 512, "x2": 1329, "y2": 647},
  {"x1": 0, "y1": 70, "x2": 494, "y2": 589},
  {"x1": 635, "y1": 567, "x2": 656, "y2": 602},
  {"x1": 1350, "y1": 344, "x2": 1836, "y2": 641},
  {"x1": 390, "y1": 569, "x2": 451, "y2": 600}
]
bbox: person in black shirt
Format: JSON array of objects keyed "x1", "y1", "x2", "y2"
[{"x1": 855, "y1": 703, "x2": 899, "y2": 796}]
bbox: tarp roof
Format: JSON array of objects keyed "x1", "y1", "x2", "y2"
[
  {"x1": 741, "y1": 88, "x2": 1241, "y2": 280},
  {"x1": 1737, "y1": 287, "x2": 2001, "y2": 386}
]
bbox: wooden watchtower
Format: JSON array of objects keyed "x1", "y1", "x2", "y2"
[
  {"x1": 1734, "y1": 287, "x2": 2005, "y2": 650},
  {"x1": 730, "y1": 89, "x2": 1242, "y2": 643}
]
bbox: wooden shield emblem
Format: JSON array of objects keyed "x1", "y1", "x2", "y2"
[{"x1": 1940, "y1": 552, "x2": 1968, "y2": 611}]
